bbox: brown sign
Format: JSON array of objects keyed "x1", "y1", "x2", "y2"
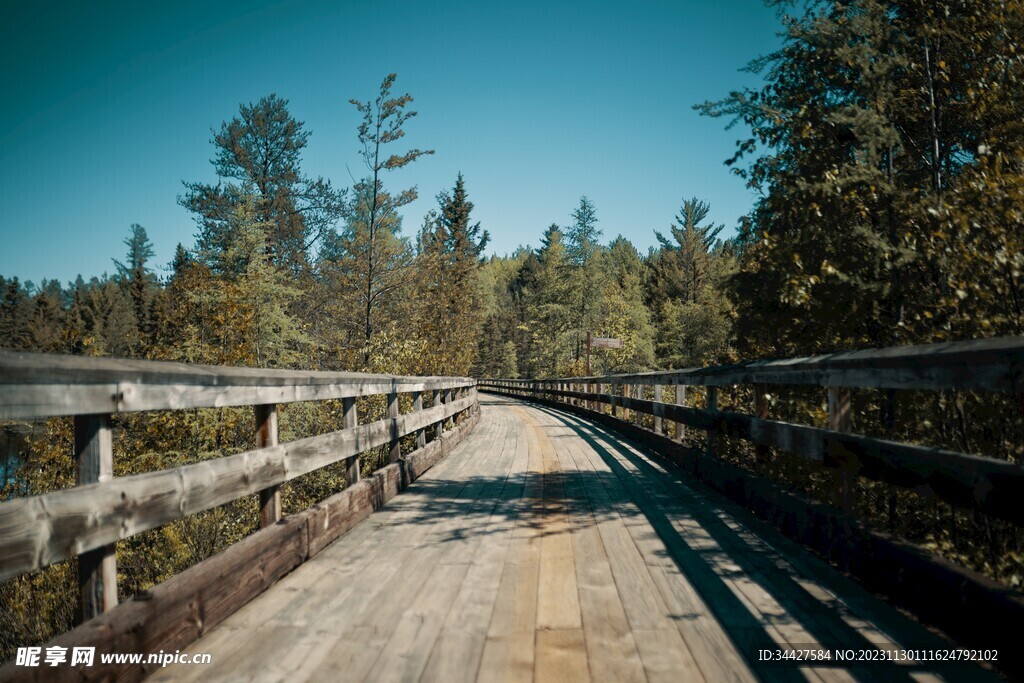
[{"x1": 589, "y1": 337, "x2": 623, "y2": 349}]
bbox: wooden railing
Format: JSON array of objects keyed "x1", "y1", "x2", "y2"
[
  {"x1": 479, "y1": 336, "x2": 1024, "y2": 525},
  {"x1": 0, "y1": 351, "x2": 478, "y2": 623}
]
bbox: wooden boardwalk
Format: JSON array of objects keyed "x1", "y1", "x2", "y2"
[{"x1": 149, "y1": 395, "x2": 997, "y2": 683}]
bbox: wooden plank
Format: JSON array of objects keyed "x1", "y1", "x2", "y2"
[
  {"x1": 535, "y1": 629, "x2": 589, "y2": 683},
  {"x1": 73, "y1": 413, "x2": 117, "y2": 622},
  {"x1": 421, "y1": 411, "x2": 528, "y2": 683},
  {"x1": 342, "y1": 396, "x2": 359, "y2": 485},
  {"x1": 531, "y1": 412, "x2": 647, "y2": 683},
  {"x1": 481, "y1": 385, "x2": 1024, "y2": 525},
  {"x1": 414, "y1": 390, "x2": 426, "y2": 449},
  {"x1": 0, "y1": 395, "x2": 476, "y2": 580},
  {"x1": 149, "y1": 410, "x2": 491, "y2": 683},
  {"x1": 478, "y1": 409, "x2": 545, "y2": 683},
  {"x1": 255, "y1": 404, "x2": 282, "y2": 528},
  {"x1": 481, "y1": 335, "x2": 1024, "y2": 392},
  {"x1": 0, "y1": 349, "x2": 476, "y2": 419},
  {"x1": 829, "y1": 387, "x2": 853, "y2": 515},
  {"x1": 675, "y1": 385, "x2": 686, "y2": 441},
  {"x1": 387, "y1": 389, "x2": 401, "y2": 463}
]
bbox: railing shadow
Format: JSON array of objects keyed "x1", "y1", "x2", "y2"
[{"x1": 369, "y1": 394, "x2": 995, "y2": 682}]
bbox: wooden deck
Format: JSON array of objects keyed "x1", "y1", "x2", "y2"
[{"x1": 149, "y1": 395, "x2": 997, "y2": 683}]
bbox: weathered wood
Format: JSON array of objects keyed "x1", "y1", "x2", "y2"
[
  {"x1": 752, "y1": 384, "x2": 769, "y2": 465},
  {"x1": 479, "y1": 383, "x2": 1024, "y2": 525},
  {"x1": 73, "y1": 414, "x2": 118, "y2": 623},
  {"x1": 482, "y1": 391, "x2": 1019, "y2": 681},
  {"x1": 343, "y1": 396, "x2": 360, "y2": 485},
  {"x1": 829, "y1": 387, "x2": 853, "y2": 515},
  {"x1": 256, "y1": 404, "x2": 282, "y2": 528},
  {"x1": 0, "y1": 395, "x2": 476, "y2": 580},
  {"x1": 413, "y1": 391, "x2": 426, "y2": 449},
  {"x1": 388, "y1": 390, "x2": 401, "y2": 463},
  {"x1": 434, "y1": 388, "x2": 443, "y2": 438},
  {"x1": 484, "y1": 335, "x2": 1024, "y2": 392},
  {"x1": 0, "y1": 350, "x2": 475, "y2": 419},
  {"x1": 0, "y1": 409, "x2": 483, "y2": 683},
  {"x1": 674, "y1": 385, "x2": 686, "y2": 441},
  {"x1": 653, "y1": 384, "x2": 663, "y2": 435},
  {"x1": 705, "y1": 386, "x2": 718, "y2": 460}
]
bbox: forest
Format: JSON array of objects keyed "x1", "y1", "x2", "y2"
[{"x1": 2, "y1": 0, "x2": 1024, "y2": 661}]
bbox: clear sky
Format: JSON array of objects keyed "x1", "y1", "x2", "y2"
[{"x1": 0, "y1": 0, "x2": 782, "y2": 287}]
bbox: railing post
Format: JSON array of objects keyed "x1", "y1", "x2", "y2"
[
  {"x1": 610, "y1": 382, "x2": 618, "y2": 417},
  {"x1": 388, "y1": 389, "x2": 401, "y2": 463},
  {"x1": 829, "y1": 386, "x2": 853, "y2": 515},
  {"x1": 434, "y1": 389, "x2": 443, "y2": 438},
  {"x1": 343, "y1": 396, "x2": 360, "y2": 485},
  {"x1": 413, "y1": 391, "x2": 426, "y2": 449},
  {"x1": 653, "y1": 384, "x2": 663, "y2": 435},
  {"x1": 705, "y1": 386, "x2": 719, "y2": 458},
  {"x1": 622, "y1": 384, "x2": 630, "y2": 421},
  {"x1": 754, "y1": 384, "x2": 770, "y2": 466},
  {"x1": 73, "y1": 414, "x2": 117, "y2": 623},
  {"x1": 255, "y1": 404, "x2": 281, "y2": 528},
  {"x1": 675, "y1": 384, "x2": 686, "y2": 441}
]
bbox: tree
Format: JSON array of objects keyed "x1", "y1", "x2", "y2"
[
  {"x1": 648, "y1": 198, "x2": 724, "y2": 306},
  {"x1": 347, "y1": 74, "x2": 434, "y2": 358},
  {"x1": 181, "y1": 196, "x2": 309, "y2": 368},
  {"x1": 113, "y1": 224, "x2": 158, "y2": 345},
  {"x1": 697, "y1": 0, "x2": 1024, "y2": 356},
  {"x1": 522, "y1": 226, "x2": 575, "y2": 376},
  {"x1": 595, "y1": 237, "x2": 655, "y2": 372},
  {"x1": 417, "y1": 174, "x2": 490, "y2": 375},
  {"x1": 320, "y1": 181, "x2": 414, "y2": 368},
  {"x1": 0, "y1": 277, "x2": 31, "y2": 351},
  {"x1": 181, "y1": 94, "x2": 345, "y2": 277},
  {"x1": 565, "y1": 196, "x2": 605, "y2": 362}
]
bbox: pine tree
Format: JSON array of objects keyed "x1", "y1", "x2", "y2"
[
  {"x1": 181, "y1": 95, "x2": 345, "y2": 277},
  {"x1": 347, "y1": 74, "x2": 434, "y2": 361},
  {"x1": 698, "y1": 0, "x2": 1024, "y2": 355},
  {"x1": 523, "y1": 226, "x2": 574, "y2": 376},
  {"x1": 113, "y1": 224, "x2": 158, "y2": 345},
  {"x1": 417, "y1": 174, "x2": 490, "y2": 375},
  {"x1": 321, "y1": 180, "x2": 414, "y2": 368},
  {"x1": 565, "y1": 196, "x2": 605, "y2": 363}
]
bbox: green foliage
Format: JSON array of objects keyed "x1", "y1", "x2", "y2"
[{"x1": 416, "y1": 174, "x2": 490, "y2": 375}]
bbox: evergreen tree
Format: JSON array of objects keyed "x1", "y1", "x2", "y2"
[
  {"x1": 0, "y1": 277, "x2": 31, "y2": 351},
  {"x1": 181, "y1": 94, "x2": 345, "y2": 277},
  {"x1": 347, "y1": 74, "x2": 434, "y2": 360},
  {"x1": 320, "y1": 180, "x2": 413, "y2": 368},
  {"x1": 595, "y1": 237, "x2": 656, "y2": 372},
  {"x1": 113, "y1": 224, "x2": 158, "y2": 345},
  {"x1": 698, "y1": 0, "x2": 1024, "y2": 355},
  {"x1": 417, "y1": 174, "x2": 490, "y2": 375},
  {"x1": 523, "y1": 226, "x2": 574, "y2": 376},
  {"x1": 565, "y1": 196, "x2": 605, "y2": 363}
]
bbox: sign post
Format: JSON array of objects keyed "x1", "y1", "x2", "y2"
[{"x1": 586, "y1": 333, "x2": 623, "y2": 376}]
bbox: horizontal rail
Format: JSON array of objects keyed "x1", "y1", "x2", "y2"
[
  {"x1": 0, "y1": 350, "x2": 473, "y2": 418},
  {"x1": 480, "y1": 336, "x2": 1024, "y2": 526},
  {"x1": 487, "y1": 335, "x2": 1024, "y2": 391},
  {"x1": 0, "y1": 394, "x2": 475, "y2": 581},
  {"x1": 481, "y1": 384, "x2": 1024, "y2": 525}
]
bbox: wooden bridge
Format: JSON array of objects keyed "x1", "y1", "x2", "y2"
[{"x1": 1, "y1": 338, "x2": 1022, "y2": 681}]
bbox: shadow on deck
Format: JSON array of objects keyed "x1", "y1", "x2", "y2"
[{"x1": 151, "y1": 395, "x2": 1001, "y2": 683}]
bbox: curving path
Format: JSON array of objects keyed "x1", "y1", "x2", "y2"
[{"x1": 149, "y1": 395, "x2": 998, "y2": 683}]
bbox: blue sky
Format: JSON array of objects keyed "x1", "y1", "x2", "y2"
[{"x1": 0, "y1": 0, "x2": 782, "y2": 286}]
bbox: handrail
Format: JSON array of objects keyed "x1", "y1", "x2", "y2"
[
  {"x1": 487, "y1": 335, "x2": 1024, "y2": 391},
  {"x1": 0, "y1": 351, "x2": 479, "y2": 623},
  {"x1": 478, "y1": 336, "x2": 1024, "y2": 525},
  {"x1": 0, "y1": 350, "x2": 473, "y2": 419}
]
